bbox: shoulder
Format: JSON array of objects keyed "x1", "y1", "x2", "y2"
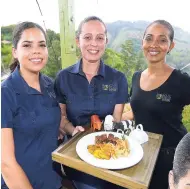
[
  {"x1": 104, "y1": 64, "x2": 125, "y2": 78},
  {"x1": 175, "y1": 69, "x2": 190, "y2": 79},
  {"x1": 1, "y1": 76, "x2": 16, "y2": 104},
  {"x1": 41, "y1": 74, "x2": 54, "y2": 86},
  {"x1": 56, "y1": 63, "x2": 78, "y2": 77},
  {"x1": 133, "y1": 70, "x2": 143, "y2": 76},
  {"x1": 171, "y1": 69, "x2": 190, "y2": 84},
  {"x1": 1, "y1": 74, "x2": 15, "y2": 93},
  {"x1": 132, "y1": 70, "x2": 142, "y2": 80}
]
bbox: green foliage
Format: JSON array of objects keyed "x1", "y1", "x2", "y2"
[
  {"x1": 182, "y1": 105, "x2": 190, "y2": 131},
  {"x1": 1, "y1": 26, "x2": 62, "y2": 79},
  {"x1": 42, "y1": 29, "x2": 61, "y2": 78},
  {"x1": 103, "y1": 40, "x2": 146, "y2": 88},
  {"x1": 1, "y1": 24, "x2": 190, "y2": 130},
  {"x1": 1, "y1": 43, "x2": 12, "y2": 72},
  {"x1": 1, "y1": 25, "x2": 14, "y2": 41}
]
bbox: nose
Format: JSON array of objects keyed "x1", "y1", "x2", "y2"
[
  {"x1": 90, "y1": 39, "x2": 98, "y2": 46},
  {"x1": 32, "y1": 45, "x2": 41, "y2": 54},
  {"x1": 150, "y1": 39, "x2": 159, "y2": 47}
]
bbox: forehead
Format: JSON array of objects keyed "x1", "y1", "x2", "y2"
[
  {"x1": 19, "y1": 28, "x2": 46, "y2": 42},
  {"x1": 81, "y1": 20, "x2": 106, "y2": 34},
  {"x1": 145, "y1": 23, "x2": 170, "y2": 37}
]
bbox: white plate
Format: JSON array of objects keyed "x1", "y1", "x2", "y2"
[{"x1": 76, "y1": 131, "x2": 143, "y2": 169}]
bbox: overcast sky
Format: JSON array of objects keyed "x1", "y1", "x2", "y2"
[{"x1": 1, "y1": 0, "x2": 190, "y2": 33}]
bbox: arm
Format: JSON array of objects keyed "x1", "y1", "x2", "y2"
[
  {"x1": 122, "y1": 103, "x2": 134, "y2": 120},
  {"x1": 113, "y1": 73, "x2": 129, "y2": 122},
  {"x1": 1, "y1": 128, "x2": 33, "y2": 189},
  {"x1": 59, "y1": 103, "x2": 84, "y2": 137},
  {"x1": 122, "y1": 110, "x2": 134, "y2": 120},
  {"x1": 113, "y1": 104, "x2": 125, "y2": 122}
]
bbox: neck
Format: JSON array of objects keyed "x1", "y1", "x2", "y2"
[
  {"x1": 82, "y1": 59, "x2": 100, "y2": 75},
  {"x1": 147, "y1": 60, "x2": 170, "y2": 75},
  {"x1": 20, "y1": 67, "x2": 40, "y2": 88}
]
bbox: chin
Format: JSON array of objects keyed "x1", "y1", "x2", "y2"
[{"x1": 31, "y1": 65, "x2": 46, "y2": 73}]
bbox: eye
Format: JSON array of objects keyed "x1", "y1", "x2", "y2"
[
  {"x1": 145, "y1": 36, "x2": 152, "y2": 42},
  {"x1": 23, "y1": 44, "x2": 31, "y2": 48},
  {"x1": 40, "y1": 44, "x2": 46, "y2": 47},
  {"x1": 84, "y1": 36, "x2": 91, "y2": 40},
  {"x1": 97, "y1": 37, "x2": 105, "y2": 41},
  {"x1": 160, "y1": 38, "x2": 168, "y2": 43}
]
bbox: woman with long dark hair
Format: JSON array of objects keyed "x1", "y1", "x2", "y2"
[{"x1": 1, "y1": 22, "x2": 62, "y2": 189}]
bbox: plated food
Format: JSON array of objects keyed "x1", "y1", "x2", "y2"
[
  {"x1": 87, "y1": 133, "x2": 130, "y2": 160},
  {"x1": 76, "y1": 131, "x2": 143, "y2": 169}
]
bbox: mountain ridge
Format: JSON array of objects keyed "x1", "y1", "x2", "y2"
[{"x1": 105, "y1": 20, "x2": 190, "y2": 52}]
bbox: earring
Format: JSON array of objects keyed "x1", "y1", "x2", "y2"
[{"x1": 167, "y1": 51, "x2": 170, "y2": 54}]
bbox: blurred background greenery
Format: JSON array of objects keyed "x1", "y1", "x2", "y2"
[{"x1": 1, "y1": 22, "x2": 190, "y2": 131}]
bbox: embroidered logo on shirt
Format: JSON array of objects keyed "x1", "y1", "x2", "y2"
[
  {"x1": 102, "y1": 84, "x2": 117, "y2": 92},
  {"x1": 156, "y1": 93, "x2": 171, "y2": 102},
  {"x1": 102, "y1": 84, "x2": 109, "y2": 91}
]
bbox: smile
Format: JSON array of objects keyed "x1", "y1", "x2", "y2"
[
  {"x1": 88, "y1": 50, "x2": 99, "y2": 54},
  {"x1": 29, "y1": 58, "x2": 43, "y2": 63},
  {"x1": 149, "y1": 51, "x2": 159, "y2": 56}
]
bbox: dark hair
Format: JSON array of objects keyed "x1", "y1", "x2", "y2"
[
  {"x1": 76, "y1": 16, "x2": 107, "y2": 39},
  {"x1": 143, "y1": 20, "x2": 174, "y2": 42},
  {"x1": 10, "y1": 21, "x2": 47, "y2": 73},
  {"x1": 173, "y1": 133, "x2": 190, "y2": 184}
]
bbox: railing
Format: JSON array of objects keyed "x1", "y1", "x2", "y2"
[{"x1": 180, "y1": 63, "x2": 190, "y2": 70}]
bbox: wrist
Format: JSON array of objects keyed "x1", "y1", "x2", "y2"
[{"x1": 64, "y1": 121, "x2": 75, "y2": 136}]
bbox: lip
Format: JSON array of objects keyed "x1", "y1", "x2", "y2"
[
  {"x1": 148, "y1": 51, "x2": 159, "y2": 56},
  {"x1": 29, "y1": 58, "x2": 43, "y2": 63},
  {"x1": 147, "y1": 49, "x2": 160, "y2": 56},
  {"x1": 87, "y1": 49, "x2": 99, "y2": 54}
]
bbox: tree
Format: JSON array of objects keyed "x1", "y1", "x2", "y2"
[
  {"x1": 40, "y1": 29, "x2": 62, "y2": 78},
  {"x1": 182, "y1": 105, "x2": 190, "y2": 131},
  {"x1": 120, "y1": 40, "x2": 146, "y2": 87},
  {"x1": 1, "y1": 43, "x2": 12, "y2": 73}
]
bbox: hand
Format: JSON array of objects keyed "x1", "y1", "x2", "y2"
[
  {"x1": 72, "y1": 126, "x2": 85, "y2": 136},
  {"x1": 121, "y1": 110, "x2": 134, "y2": 120},
  {"x1": 58, "y1": 126, "x2": 66, "y2": 140}
]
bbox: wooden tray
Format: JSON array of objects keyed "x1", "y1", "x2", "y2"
[{"x1": 52, "y1": 129, "x2": 163, "y2": 189}]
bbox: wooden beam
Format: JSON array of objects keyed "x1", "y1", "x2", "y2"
[{"x1": 58, "y1": 0, "x2": 76, "y2": 69}]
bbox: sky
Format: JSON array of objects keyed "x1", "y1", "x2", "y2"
[{"x1": 1, "y1": 0, "x2": 190, "y2": 33}]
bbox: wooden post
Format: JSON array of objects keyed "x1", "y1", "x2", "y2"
[{"x1": 58, "y1": 0, "x2": 76, "y2": 69}]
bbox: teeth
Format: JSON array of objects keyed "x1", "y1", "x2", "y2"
[
  {"x1": 30, "y1": 58, "x2": 42, "y2": 62},
  {"x1": 149, "y1": 52, "x2": 159, "y2": 55},
  {"x1": 88, "y1": 50, "x2": 98, "y2": 54}
]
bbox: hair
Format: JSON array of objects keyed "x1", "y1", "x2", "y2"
[
  {"x1": 76, "y1": 16, "x2": 107, "y2": 39},
  {"x1": 172, "y1": 133, "x2": 190, "y2": 185},
  {"x1": 10, "y1": 21, "x2": 47, "y2": 73},
  {"x1": 143, "y1": 20, "x2": 174, "y2": 43}
]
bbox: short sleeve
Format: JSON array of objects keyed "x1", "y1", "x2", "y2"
[
  {"x1": 116, "y1": 73, "x2": 129, "y2": 104},
  {"x1": 180, "y1": 72, "x2": 190, "y2": 105},
  {"x1": 1, "y1": 86, "x2": 16, "y2": 128},
  {"x1": 54, "y1": 73, "x2": 67, "y2": 104},
  {"x1": 129, "y1": 71, "x2": 140, "y2": 98}
]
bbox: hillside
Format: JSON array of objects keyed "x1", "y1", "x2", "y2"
[
  {"x1": 106, "y1": 20, "x2": 190, "y2": 73},
  {"x1": 2, "y1": 21, "x2": 190, "y2": 73},
  {"x1": 106, "y1": 20, "x2": 190, "y2": 52}
]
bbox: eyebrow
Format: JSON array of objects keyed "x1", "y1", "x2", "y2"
[
  {"x1": 81, "y1": 32, "x2": 105, "y2": 35},
  {"x1": 22, "y1": 40, "x2": 46, "y2": 43},
  {"x1": 146, "y1": 34, "x2": 167, "y2": 37}
]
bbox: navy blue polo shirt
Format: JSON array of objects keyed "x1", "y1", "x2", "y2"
[
  {"x1": 1, "y1": 67, "x2": 61, "y2": 189},
  {"x1": 54, "y1": 59, "x2": 128, "y2": 126}
]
